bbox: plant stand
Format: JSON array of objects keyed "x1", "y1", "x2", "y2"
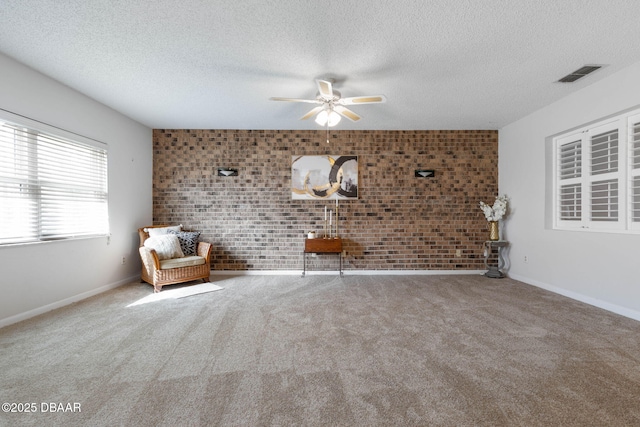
[{"x1": 483, "y1": 240, "x2": 509, "y2": 278}]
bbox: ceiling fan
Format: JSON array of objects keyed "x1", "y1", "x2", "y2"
[{"x1": 270, "y1": 79, "x2": 386, "y2": 127}]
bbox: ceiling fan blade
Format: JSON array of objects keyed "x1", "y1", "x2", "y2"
[
  {"x1": 339, "y1": 95, "x2": 387, "y2": 105},
  {"x1": 316, "y1": 79, "x2": 334, "y2": 100},
  {"x1": 300, "y1": 106, "x2": 324, "y2": 120},
  {"x1": 334, "y1": 105, "x2": 361, "y2": 122},
  {"x1": 270, "y1": 97, "x2": 322, "y2": 104}
]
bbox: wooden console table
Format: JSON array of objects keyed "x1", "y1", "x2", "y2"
[{"x1": 303, "y1": 238, "x2": 343, "y2": 277}]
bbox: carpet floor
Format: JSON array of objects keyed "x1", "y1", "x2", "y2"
[{"x1": 1, "y1": 274, "x2": 639, "y2": 426}]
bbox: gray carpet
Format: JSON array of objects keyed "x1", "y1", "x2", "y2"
[{"x1": 1, "y1": 274, "x2": 639, "y2": 426}]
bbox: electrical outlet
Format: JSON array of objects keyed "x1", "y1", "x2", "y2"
[
  {"x1": 523, "y1": 255, "x2": 528, "y2": 263},
  {"x1": 121, "y1": 256, "x2": 126, "y2": 265},
  {"x1": 342, "y1": 250, "x2": 346, "y2": 257},
  {"x1": 455, "y1": 249, "x2": 462, "y2": 257}
]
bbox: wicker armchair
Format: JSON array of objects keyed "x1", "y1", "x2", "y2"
[{"x1": 138, "y1": 225, "x2": 212, "y2": 292}]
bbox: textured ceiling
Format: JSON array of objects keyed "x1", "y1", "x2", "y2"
[{"x1": 1, "y1": 0, "x2": 640, "y2": 130}]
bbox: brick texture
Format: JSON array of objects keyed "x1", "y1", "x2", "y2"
[{"x1": 152, "y1": 129, "x2": 498, "y2": 271}]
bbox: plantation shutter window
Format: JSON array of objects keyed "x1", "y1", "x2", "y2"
[
  {"x1": 552, "y1": 108, "x2": 640, "y2": 234},
  {"x1": 0, "y1": 116, "x2": 108, "y2": 245}
]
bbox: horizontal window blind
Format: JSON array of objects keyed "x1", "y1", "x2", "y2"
[{"x1": 0, "y1": 119, "x2": 108, "y2": 244}]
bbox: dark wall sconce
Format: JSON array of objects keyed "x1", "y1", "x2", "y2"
[
  {"x1": 415, "y1": 169, "x2": 435, "y2": 178},
  {"x1": 217, "y1": 167, "x2": 238, "y2": 177}
]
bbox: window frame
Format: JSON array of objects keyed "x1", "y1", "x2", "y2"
[{"x1": 0, "y1": 110, "x2": 109, "y2": 245}]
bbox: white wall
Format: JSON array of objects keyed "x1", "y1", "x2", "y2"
[
  {"x1": 0, "y1": 52, "x2": 152, "y2": 327},
  {"x1": 500, "y1": 60, "x2": 640, "y2": 320}
]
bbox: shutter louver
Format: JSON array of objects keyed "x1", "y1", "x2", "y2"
[
  {"x1": 591, "y1": 179, "x2": 618, "y2": 221},
  {"x1": 632, "y1": 123, "x2": 640, "y2": 170},
  {"x1": 560, "y1": 140, "x2": 582, "y2": 179},
  {"x1": 558, "y1": 139, "x2": 582, "y2": 221},
  {"x1": 591, "y1": 130, "x2": 618, "y2": 175},
  {"x1": 559, "y1": 184, "x2": 582, "y2": 221},
  {"x1": 590, "y1": 129, "x2": 619, "y2": 222},
  {"x1": 0, "y1": 119, "x2": 108, "y2": 244},
  {"x1": 632, "y1": 176, "x2": 640, "y2": 223}
]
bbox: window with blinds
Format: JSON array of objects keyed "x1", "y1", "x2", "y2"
[
  {"x1": 0, "y1": 117, "x2": 108, "y2": 245},
  {"x1": 553, "y1": 109, "x2": 640, "y2": 233}
]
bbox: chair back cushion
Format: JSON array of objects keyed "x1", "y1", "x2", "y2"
[
  {"x1": 138, "y1": 225, "x2": 182, "y2": 246},
  {"x1": 144, "y1": 234, "x2": 185, "y2": 260},
  {"x1": 168, "y1": 230, "x2": 201, "y2": 256},
  {"x1": 146, "y1": 225, "x2": 183, "y2": 237}
]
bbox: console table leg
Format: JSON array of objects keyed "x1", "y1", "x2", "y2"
[{"x1": 302, "y1": 253, "x2": 306, "y2": 277}]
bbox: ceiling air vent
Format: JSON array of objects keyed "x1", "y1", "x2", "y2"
[{"x1": 557, "y1": 65, "x2": 602, "y2": 83}]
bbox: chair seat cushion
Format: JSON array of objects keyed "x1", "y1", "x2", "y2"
[{"x1": 159, "y1": 255, "x2": 205, "y2": 270}]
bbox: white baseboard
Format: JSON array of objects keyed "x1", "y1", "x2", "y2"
[
  {"x1": 0, "y1": 275, "x2": 138, "y2": 329},
  {"x1": 510, "y1": 273, "x2": 640, "y2": 322},
  {"x1": 210, "y1": 269, "x2": 487, "y2": 276},
  {"x1": 344, "y1": 270, "x2": 487, "y2": 276}
]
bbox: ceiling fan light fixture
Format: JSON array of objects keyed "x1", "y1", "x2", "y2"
[
  {"x1": 315, "y1": 109, "x2": 341, "y2": 127},
  {"x1": 271, "y1": 78, "x2": 385, "y2": 126}
]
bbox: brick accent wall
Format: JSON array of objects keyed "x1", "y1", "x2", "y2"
[{"x1": 152, "y1": 129, "x2": 498, "y2": 271}]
